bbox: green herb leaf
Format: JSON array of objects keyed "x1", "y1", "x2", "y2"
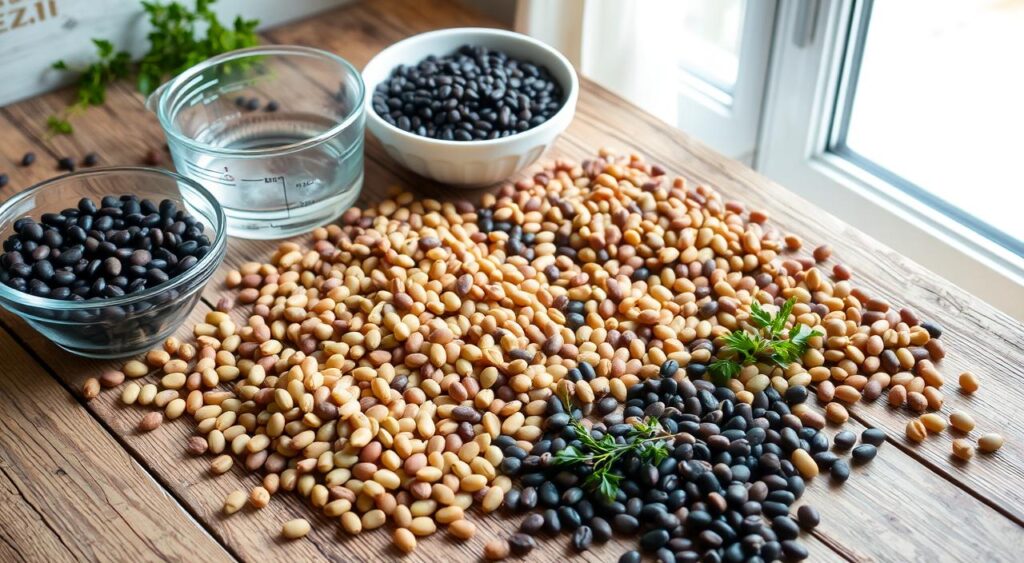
[
  {"x1": 46, "y1": 115, "x2": 74, "y2": 135},
  {"x1": 749, "y1": 300, "x2": 773, "y2": 329},
  {"x1": 47, "y1": 0, "x2": 260, "y2": 133},
  {"x1": 554, "y1": 413, "x2": 675, "y2": 501},
  {"x1": 712, "y1": 297, "x2": 820, "y2": 378},
  {"x1": 553, "y1": 445, "x2": 587, "y2": 465},
  {"x1": 92, "y1": 38, "x2": 115, "y2": 58},
  {"x1": 709, "y1": 359, "x2": 742, "y2": 383},
  {"x1": 52, "y1": 60, "x2": 68, "y2": 70},
  {"x1": 638, "y1": 441, "x2": 670, "y2": 465},
  {"x1": 788, "y1": 323, "x2": 818, "y2": 348},
  {"x1": 772, "y1": 298, "x2": 796, "y2": 335}
]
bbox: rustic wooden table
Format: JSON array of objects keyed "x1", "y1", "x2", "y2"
[{"x1": 1, "y1": 1, "x2": 1022, "y2": 561}]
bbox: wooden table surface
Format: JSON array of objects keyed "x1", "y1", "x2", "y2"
[{"x1": 1, "y1": 1, "x2": 1022, "y2": 561}]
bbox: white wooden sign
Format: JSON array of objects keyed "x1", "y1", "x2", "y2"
[{"x1": 0, "y1": 0, "x2": 349, "y2": 106}]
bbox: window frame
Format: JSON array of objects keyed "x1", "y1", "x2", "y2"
[
  {"x1": 757, "y1": 0, "x2": 1024, "y2": 319},
  {"x1": 825, "y1": 0, "x2": 1024, "y2": 260},
  {"x1": 673, "y1": 0, "x2": 778, "y2": 163}
]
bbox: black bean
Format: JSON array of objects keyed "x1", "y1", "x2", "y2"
[
  {"x1": 245, "y1": 98, "x2": 260, "y2": 111},
  {"x1": 640, "y1": 529, "x2": 670, "y2": 552},
  {"x1": 57, "y1": 157, "x2": 75, "y2": 171},
  {"x1": 519, "y1": 487, "x2": 537, "y2": 510},
  {"x1": 762, "y1": 501, "x2": 789, "y2": 518},
  {"x1": 785, "y1": 385, "x2": 808, "y2": 404},
  {"x1": 612, "y1": 514, "x2": 639, "y2": 534},
  {"x1": 772, "y1": 516, "x2": 800, "y2": 541},
  {"x1": 32, "y1": 260, "x2": 55, "y2": 281},
  {"x1": 571, "y1": 525, "x2": 593, "y2": 551},
  {"x1": 538, "y1": 481, "x2": 559, "y2": 507},
  {"x1": 796, "y1": 505, "x2": 820, "y2": 530},
  {"x1": 508, "y1": 533, "x2": 536, "y2": 555},
  {"x1": 921, "y1": 321, "x2": 943, "y2": 338},
  {"x1": 618, "y1": 551, "x2": 641, "y2": 563},
  {"x1": 22, "y1": 222, "x2": 44, "y2": 242},
  {"x1": 833, "y1": 430, "x2": 856, "y2": 451},
  {"x1": 0, "y1": 174, "x2": 7, "y2": 188},
  {"x1": 21, "y1": 152, "x2": 36, "y2": 166},
  {"x1": 831, "y1": 460, "x2": 850, "y2": 482},
  {"x1": 812, "y1": 451, "x2": 839, "y2": 470},
  {"x1": 103, "y1": 257, "x2": 121, "y2": 277},
  {"x1": 589, "y1": 516, "x2": 612, "y2": 542},
  {"x1": 781, "y1": 540, "x2": 809, "y2": 560},
  {"x1": 559, "y1": 506, "x2": 583, "y2": 530},
  {"x1": 83, "y1": 152, "x2": 99, "y2": 167},
  {"x1": 851, "y1": 444, "x2": 877, "y2": 463},
  {"x1": 542, "y1": 508, "x2": 560, "y2": 533},
  {"x1": 519, "y1": 513, "x2": 543, "y2": 534},
  {"x1": 861, "y1": 428, "x2": 887, "y2": 446},
  {"x1": 265, "y1": 101, "x2": 279, "y2": 112}
]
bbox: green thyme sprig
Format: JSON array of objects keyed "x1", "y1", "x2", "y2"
[
  {"x1": 553, "y1": 416, "x2": 674, "y2": 501},
  {"x1": 708, "y1": 297, "x2": 821, "y2": 384}
]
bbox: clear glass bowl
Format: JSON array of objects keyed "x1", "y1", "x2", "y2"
[
  {"x1": 0, "y1": 167, "x2": 227, "y2": 358},
  {"x1": 148, "y1": 45, "x2": 366, "y2": 239}
]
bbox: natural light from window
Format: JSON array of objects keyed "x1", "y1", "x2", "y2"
[
  {"x1": 843, "y1": 0, "x2": 1024, "y2": 250},
  {"x1": 676, "y1": 0, "x2": 745, "y2": 95}
]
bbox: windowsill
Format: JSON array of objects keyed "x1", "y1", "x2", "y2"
[{"x1": 789, "y1": 151, "x2": 1024, "y2": 319}]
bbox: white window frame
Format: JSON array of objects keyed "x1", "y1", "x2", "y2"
[
  {"x1": 675, "y1": 0, "x2": 777, "y2": 164},
  {"x1": 516, "y1": 0, "x2": 776, "y2": 164},
  {"x1": 757, "y1": 0, "x2": 1024, "y2": 319}
]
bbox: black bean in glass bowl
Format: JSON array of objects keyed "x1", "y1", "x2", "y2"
[
  {"x1": 0, "y1": 168, "x2": 226, "y2": 358},
  {"x1": 371, "y1": 44, "x2": 565, "y2": 141}
]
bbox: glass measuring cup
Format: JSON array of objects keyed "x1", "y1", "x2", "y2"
[{"x1": 148, "y1": 46, "x2": 365, "y2": 239}]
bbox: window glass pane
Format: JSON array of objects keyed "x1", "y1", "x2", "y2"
[
  {"x1": 676, "y1": 0, "x2": 746, "y2": 93},
  {"x1": 843, "y1": 0, "x2": 1024, "y2": 246}
]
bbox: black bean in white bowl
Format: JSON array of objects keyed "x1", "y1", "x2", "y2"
[
  {"x1": 372, "y1": 44, "x2": 565, "y2": 141},
  {"x1": 362, "y1": 28, "x2": 579, "y2": 186}
]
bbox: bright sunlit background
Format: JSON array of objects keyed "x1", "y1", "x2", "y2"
[
  {"x1": 845, "y1": 0, "x2": 1024, "y2": 245},
  {"x1": 516, "y1": 0, "x2": 1024, "y2": 318}
]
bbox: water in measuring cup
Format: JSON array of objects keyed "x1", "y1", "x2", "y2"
[{"x1": 184, "y1": 112, "x2": 363, "y2": 238}]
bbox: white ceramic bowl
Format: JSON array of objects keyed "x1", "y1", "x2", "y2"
[{"x1": 362, "y1": 28, "x2": 579, "y2": 186}]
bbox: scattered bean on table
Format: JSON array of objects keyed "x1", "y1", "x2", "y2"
[{"x1": 82, "y1": 150, "x2": 1000, "y2": 559}]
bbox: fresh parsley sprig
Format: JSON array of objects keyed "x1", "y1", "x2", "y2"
[
  {"x1": 554, "y1": 416, "x2": 674, "y2": 501},
  {"x1": 48, "y1": 39, "x2": 132, "y2": 135},
  {"x1": 47, "y1": 0, "x2": 259, "y2": 135},
  {"x1": 708, "y1": 297, "x2": 821, "y2": 384}
]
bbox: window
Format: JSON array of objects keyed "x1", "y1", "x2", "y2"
[
  {"x1": 516, "y1": 0, "x2": 775, "y2": 162},
  {"x1": 830, "y1": 0, "x2": 1024, "y2": 256},
  {"x1": 758, "y1": 0, "x2": 1024, "y2": 318},
  {"x1": 516, "y1": 0, "x2": 1024, "y2": 316},
  {"x1": 677, "y1": 0, "x2": 746, "y2": 100}
]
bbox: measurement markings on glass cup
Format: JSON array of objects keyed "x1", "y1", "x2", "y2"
[
  {"x1": 238, "y1": 176, "x2": 319, "y2": 216},
  {"x1": 238, "y1": 176, "x2": 288, "y2": 217},
  {"x1": 185, "y1": 162, "x2": 236, "y2": 186}
]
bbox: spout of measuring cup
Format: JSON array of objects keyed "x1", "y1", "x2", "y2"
[{"x1": 144, "y1": 82, "x2": 170, "y2": 114}]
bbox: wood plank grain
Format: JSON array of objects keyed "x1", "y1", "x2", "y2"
[
  {"x1": 1, "y1": 0, "x2": 1022, "y2": 561},
  {"x1": 557, "y1": 86, "x2": 1024, "y2": 523},
  {"x1": 0, "y1": 83, "x2": 841, "y2": 563},
  {"x1": 0, "y1": 94, "x2": 673, "y2": 561},
  {"x1": 0, "y1": 300, "x2": 709, "y2": 563},
  {"x1": 0, "y1": 324, "x2": 234, "y2": 562},
  {"x1": 270, "y1": 0, "x2": 1024, "y2": 524},
  {"x1": 0, "y1": 97, "x2": 842, "y2": 561}
]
